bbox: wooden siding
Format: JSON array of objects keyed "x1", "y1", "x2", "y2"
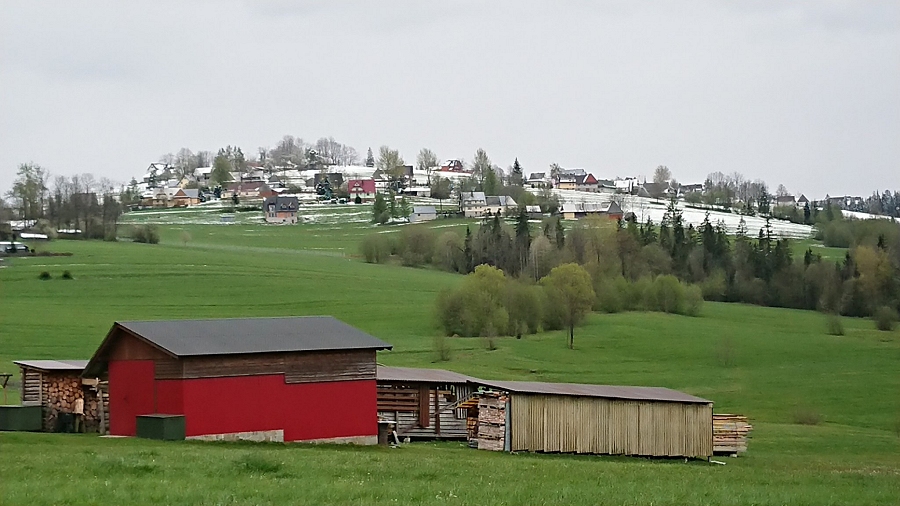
[
  {"x1": 109, "y1": 331, "x2": 170, "y2": 362},
  {"x1": 152, "y1": 350, "x2": 375, "y2": 383},
  {"x1": 509, "y1": 394, "x2": 712, "y2": 458},
  {"x1": 22, "y1": 370, "x2": 41, "y2": 403},
  {"x1": 378, "y1": 388, "x2": 468, "y2": 439}
]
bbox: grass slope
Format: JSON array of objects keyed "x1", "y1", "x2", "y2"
[{"x1": 0, "y1": 220, "x2": 897, "y2": 505}]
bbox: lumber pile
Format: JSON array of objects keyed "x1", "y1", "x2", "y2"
[
  {"x1": 40, "y1": 373, "x2": 101, "y2": 432},
  {"x1": 476, "y1": 393, "x2": 507, "y2": 451},
  {"x1": 713, "y1": 414, "x2": 752, "y2": 455}
]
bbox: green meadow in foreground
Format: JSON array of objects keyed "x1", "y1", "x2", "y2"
[{"x1": 1, "y1": 217, "x2": 898, "y2": 505}]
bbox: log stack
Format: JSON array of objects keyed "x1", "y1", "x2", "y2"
[
  {"x1": 713, "y1": 414, "x2": 752, "y2": 455},
  {"x1": 40, "y1": 372, "x2": 101, "y2": 432},
  {"x1": 476, "y1": 393, "x2": 508, "y2": 451}
]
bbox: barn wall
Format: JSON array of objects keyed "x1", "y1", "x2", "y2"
[
  {"x1": 376, "y1": 384, "x2": 470, "y2": 439},
  {"x1": 180, "y1": 375, "x2": 376, "y2": 442},
  {"x1": 108, "y1": 360, "x2": 156, "y2": 436},
  {"x1": 509, "y1": 394, "x2": 712, "y2": 458}
]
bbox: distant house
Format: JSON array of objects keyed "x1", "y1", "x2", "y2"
[
  {"x1": 639, "y1": 182, "x2": 674, "y2": 200},
  {"x1": 596, "y1": 179, "x2": 617, "y2": 194},
  {"x1": 409, "y1": 206, "x2": 437, "y2": 223},
  {"x1": 263, "y1": 195, "x2": 299, "y2": 224},
  {"x1": 615, "y1": 177, "x2": 638, "y2": 194},
  {"x1": 775, "y1": 195, "x2": 797, "y2": 207},
  {"x1": 797, "y1": 194, "x2": 809, "y2": 208},
  {"x1": 484, "y1": 196, "x2": 517, "y2": 217},
  {"x1": 439, "y1": 159, "x2": 466, "y2": 172},
  {"x1": 461, "y1": 191, "x2": 487, "y2": 218},
  {"x1": 555, "y1": 173, "x2": 578, "y2": 190},
  {"x1": 526, "y1": 172, "x2": 550, "y2": 188},
  {"x1": 560, "y1": 202, "x2": 623, "y2": 220},
  {"x1": 347, "y1": 179, "x2": 376, "y2": 202},
  {"x1": 177, "y1": 189, "x2": 200, "y2": 207},
  {"x1": 575, "y1": 174, "x2": 599, "y2": 193},
  {"x1": 525, "y1": 205, "x2": 543, "y2": 219},
  {"x1": 403, "y1": 186, "x2": 431, "y2": 198},
  {"x1": 226, "y1": 182, "x2": 275, "y2": 200},
  {"x1": 195, "y1": 167, "x2": 213, "y2": 185}
]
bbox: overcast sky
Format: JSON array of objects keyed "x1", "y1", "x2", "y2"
[{"x1": 1, "y1": 1, "x2": 898, "y2": 198}]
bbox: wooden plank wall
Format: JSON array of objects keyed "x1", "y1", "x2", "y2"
[
  {"x1": 509, "y1": 394, "x2": 713, "y2": 458},
  {"x1": 150, "y1": 350, "x2": 376, "y2": 383},
  {"x1": 21, "y1": 369, "x2": 41, "y2": 403},
  {"x1": 377, "y1": 387, "x2": 468, "y2": 439}
]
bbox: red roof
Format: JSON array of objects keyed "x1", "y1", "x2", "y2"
[
  {"x1": 348, "y1": 179, "x2": 375, "y2": 194},
  {"x1": 584, "y1": 173, "x2": 598, "y2": 185}
]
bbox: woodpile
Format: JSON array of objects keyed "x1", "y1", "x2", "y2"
[
  {"x1": 40, "y1": 373, "x2": 102, "y2": 432},
  {"x1": 713, "y1": 414, "x2": 752, "y2": 455},
  {"x1": 476, "y1": 393, "x2": 508, "y2": 451}
]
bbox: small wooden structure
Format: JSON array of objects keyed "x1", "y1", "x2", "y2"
[
  {"x1": 13, "y1": 360, "x2": 106, "y2": 433},
  {"x1": 470, "y1": 380, "x2": 714, "y2": 458},
  {"x1": 376, "y1": 366, "x2": 475, "y2": 440}
]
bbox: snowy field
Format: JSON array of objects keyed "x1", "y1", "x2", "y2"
[{"x1": 547, "y1": 190, "x2": 816, "y2": 239}]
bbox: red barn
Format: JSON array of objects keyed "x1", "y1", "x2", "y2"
[{"x1": 82, "y1": 317, "x2": 392, "y2": 443}]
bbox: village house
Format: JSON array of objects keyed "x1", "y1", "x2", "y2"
[
  {"x1": 526, "y1": 172, "x2": 551, "y2": 188},
  {"x1": 774, "y1": 195, "x2": 797, "y2": 207},
  {"x1": 575, "y1": 174, "x2": 599, "y2": 192},
  {"x1": 225, "y1": 181, "x2": 276, "y2": 200},
  {"x1": 82, "y1": 317, "x2": 392, "y2": 443},
  {"x1": 409, "y1": 206, "x2": 437, "y2": 223},
  {"x1": 484, "y1": 196, "x2": 517, "y2": 217},
  {"x1": 347, "y1": 179, "x2": 376, "y2": 202},
  {"x1": 460, "y1": 191, "x2": 488, "y2": 218},
  {"x1": 560, "y1": 202, "x2": 624, "y2": 220},
  {"x1": 263, "y1": 195, "x2": 299, "y2": 224}
]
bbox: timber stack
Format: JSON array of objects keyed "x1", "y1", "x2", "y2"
[
  {"x1": 713, "y1": 414, "x2": 752, "y2": 455},
  {"x1": 40, "y1": 373, "x2": 101, "y2": 432},
  {"x1": 475, "y1": 393, "x2": 507, "y2": 451}
]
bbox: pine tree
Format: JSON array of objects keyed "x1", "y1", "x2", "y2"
[
  {"x1": 510, "y1": 158, "x2": 524, "y2": 187},
  {"x1": 515, "y1": 207, "x2": 531, "y2": 272},
  {"x1": 555, "y1": 217, "x2": 565, "y2": 249},
  {"x1": 365, "y1": 147, "x2": 375, "y2": 168}
]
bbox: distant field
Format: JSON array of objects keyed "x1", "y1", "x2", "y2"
[{"x1": 0, "y1": 216, "x2": 897, "y2": 505}]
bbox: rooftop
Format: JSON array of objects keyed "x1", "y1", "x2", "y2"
[
  {"x1": 377, "y1": 366, "x2": 475, "y2": 384},
  {"x1": 475, "y1": 379, "x2": 712, "y2": 404},
  {"x1": 14, "y1": 360, "x2": 89, "y2": 372}
]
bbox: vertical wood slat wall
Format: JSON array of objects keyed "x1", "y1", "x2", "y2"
[{"x1": 510, "y1": 394, "x2": 712, "y2": 458}]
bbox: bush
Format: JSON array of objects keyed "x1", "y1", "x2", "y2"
[
  {"x1": 873, "y1": 306, "x2": 898, "y2": 331},
  {"x1": 594, "y1": 277, "x2": 625, "y2": 313},
  {"x1": 61, "y1": 270, "x2": 73, "y2": 280},
  {"x1": 700, "y1": 271, "x2": 727, "y2": 301},
  {"x1": 38, "y1": 271, "x2": 51, "y2": 280},
  {"x1": 132, "y1": 225, "x2": 160, "y2": 244},
  {"x1": 683, "y1": 284, "x2": 704, "y2": 317},
  {"x1": 792, "y1": 406, "x2": 823, "y2": 426},
  {"x1": 359, "y1": 234, "x2": 392, "y2": 264},
  {"x1": 826, "y1": 314, "x2": 845, "y2": 336},
  {"x1": 505, "y1": 281, "x2": 543, "y2": 335},
  {"x1": 398, "y1": 227, "x2": 435, "y2": 267},
  {"x1": 433, "y1": 334, "x2": 452, "y2": 362},
  {"x1": 649, "y1": 275, "x2": 685, "y2": 314}
]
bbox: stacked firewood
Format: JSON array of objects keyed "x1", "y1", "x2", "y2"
[
  {"x1": 41, "y1": 373, "x2": 100, "y2": 432},
  {"x1": 476, "y1": 393, "x2": 508, "y2": 451},
  {"x1": 713, "y1": 414, "x2": 752, "y2": 455}
]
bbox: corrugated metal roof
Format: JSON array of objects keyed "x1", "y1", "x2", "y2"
[
  {"x1": 14, "y1": 360, "x2": 89, "y2": 372},
  {"x1": 474, "y1": 380, "x2": 712, "y2": 404},
  {"x1": 377, "y1": 366, "x2": 476, "y2": 384},
  {"x1": 116, "y1": 316, "x2": 392, "y2": 357}
]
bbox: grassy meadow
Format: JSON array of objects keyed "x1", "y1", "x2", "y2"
[{"x1": 1, "y1": 208, "x2": 898, "y2": 505}]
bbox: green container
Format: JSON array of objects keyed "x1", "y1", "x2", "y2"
[
  {"x1": 136, "y1": 414, "x2": 185, "y2": 441},
  {"x1": 0, "y1": 405, "x2": 43, "y2": 431}
]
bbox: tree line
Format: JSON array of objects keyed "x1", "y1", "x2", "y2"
[{"x1": 2, "y1": 163, "x2": 122, "y2": 240}]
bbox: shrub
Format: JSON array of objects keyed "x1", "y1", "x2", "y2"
[
  {"x1": 61, "y1": 270, "x2": 73, "y2": 280},
  {"x1": 873, "y1": 306, "x2": 898, "y2": 331},
  {"x1": 398, "y1": 227, "x2": 435, "y2": 267},
  {"x1": 359, "y1": 234, "x2": 392, "y2": 264},
  {"x1": 433, "y1": 334, "x2": 452, "y2": 362},
  {"x1": 132, "y1": 225, "x2": 160, "y2": 244},
  {"x1": 505, "y1": 281, "x2": 543, "y2": 335},
  {"x1": 699, "y1": 271, "x2": 727, "y2": 301},
  {"x1": 594, "y1": 277, "x2": 625, "y2": 313},
  {"x1": 649, "y1": 275, "x2": 685, "y2": 314},
  {"x1": 683, "y1": 284, "x2": 704, "y2": 317},
  {"x1": 38, "y1": 271, "x2": 51, "y2": 280},
  {"x1": 825, "y1": 314, "x2": 845, "y2": 336},
  {"x1": 792, "y1": 406, "x2": 823, "y2": 426}
]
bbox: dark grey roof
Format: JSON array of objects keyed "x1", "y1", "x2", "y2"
[
  {"x1": 377, "y1": 366, "x2": 476, "y2": 384},
  {"x1": 14, "y1": 360, "x2": 88, "y2": 372},
  {"x1": 474, "y1": 380, "x2": 711, "y2": 404},
  {"x1": 116, "y1": 317, "x2": 392, "y2": 357}
]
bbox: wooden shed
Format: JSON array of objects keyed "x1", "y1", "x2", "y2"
[
  {"x1": 82, "y1": 316, "x2": 392, "y2": 443},
  {"x1": 13, "y1": 360, "x2": 106, "y2": 432},
  {"x1": 470, "y1": 380, "x2": 713, "y2": 459},
  {"x1": 376, "y1": 366, "x2": 476, "y2": 440}
]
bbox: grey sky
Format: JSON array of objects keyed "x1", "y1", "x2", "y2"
[{"x1": 1, "y1": 1, "x2": 898, "y2": 198}]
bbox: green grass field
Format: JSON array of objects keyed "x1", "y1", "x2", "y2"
[{"x1": 1, "y1": 214, "x2": 898, "y2": 505}]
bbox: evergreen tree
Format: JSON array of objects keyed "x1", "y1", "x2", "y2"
[
  {"x1": 515, "y1": 206, "x2": 531, "y2": 272},
  {"x1": 372, "y1": 193, "x2": 388, "y2": 223},
  {"x1": 554, "y1": 217, "x2": 565, "y2": 249},
  {"x1": 365, "y1": 147, "x2": 375, "y2": 167},
  {"x1": 510, "y1": 158, "x2": 524, "y2": 187}
]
